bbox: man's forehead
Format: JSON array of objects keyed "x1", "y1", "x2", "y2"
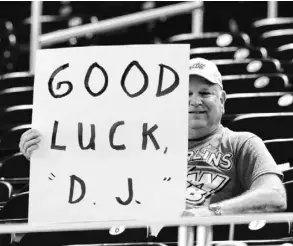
[{"x1": 189, "y1": 75, "x2": 216, "y2": 87}]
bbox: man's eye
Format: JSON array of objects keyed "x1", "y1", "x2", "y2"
[{"x1": 200, "y1": 91, "x2": 210, "y2": 95}]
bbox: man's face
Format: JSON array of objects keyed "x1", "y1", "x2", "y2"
[{"x1": 189, "y1": 75, "x2": 226, "y2": 139}]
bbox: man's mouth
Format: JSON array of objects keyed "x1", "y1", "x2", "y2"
[{"x1": 189, "y1": 111, "x2": 206, "y2": 114}]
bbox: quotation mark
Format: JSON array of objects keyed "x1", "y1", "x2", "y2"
[
  {"x1": 164, "y1": 147, "x2": 168, "y2": 154},
  {"x1": 163, "y1": 177, "x2": 171, "y2": 181},
  {"x1": 48, "y1": 173, "x2": 56, "y2": 180},
  {"x1": 135, "y1": 200, "x2": 141, "y2": 204}
]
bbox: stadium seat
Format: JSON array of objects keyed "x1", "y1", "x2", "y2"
[
  {"x1": 284, "y1": 181, "x2": 293, "y2": 212},
  {"x1": 280, "y1": 60, "x2": 293, "y2": 74},
  {"x1": 225, "y1": 92, "x2": 293, "y2": 115},
  {"x1": 155, "y1": 223, "x2": 290, "y2": 243},
  {"x1": 257, "y1": 29, "x2": 293, "y2": 52},
  {"x1": 70, "y1": 1, "x2": 144, "y2": 19},
  {"x1": 42, "y1": 2, "x2": 64, "y2": 16},
  {"x1": 271, "y1": 43, "x2": 293, "y2": 61},
  {"x1": 0, "y1": 153, "x2": 30, "y2": 179},
  {"x1": 153, "y1": 4, "x2": 191, "y2": 42},
  {"x1": 19, "y1": 227, "x2": 150, "y2": 246},
  {"x1": 0, "y1": 86, "x2": 33, "y2": 107},
  {"x1": 213, "y1": 238, "x2": 293, "y2": 246},
  {"x1": 222, "y1": 74, "x2": 291, "y2": 94},
  {"x1": 155, "y1": 225, "x2": 230, "y2": 242},
  {"x1": 43, "y1": 15, "x2": 100, "y2": 48},
  {"x1": 214, "y1": 59, "x2": 282, "y2": 76},
  {"x1": 233, "y1": 221, "x2": 290, "y2": 240},
  {"x1": 2, "y1": 178, "x2": 29, "y2": 195},
  {"x1": 167, "y1": 32, "x2": 250, "y2": 48},
  {"x1": 0, "y1": 149, "x2": 18, "y2": 162},
  {"x1": 0, "y1": 19, "x2": 18, "y2": 75},
  {"x1": 251, "y1": 17, "x2": 293, "y2": 40},
  {"x1": 0, "y1": 191, "x2": 28, "y2": 221},
  {"x1": 16, "y1": 15, "x2": 68, "y2": 45},
  {"x1": 0, "y1": 72, "x2": 33, "y2": 90},
  {"x1": 265, "y1": 138, "x2": 293, "y2": 166},
  {"x1": 190, "y1": 46, "x2": 267, "y2": 61},
  {"x1": 0, "y1": 181, "x2": 13, "y2": 204},
  {"x1": 283, "y1": 168, "x2": 293, "y2": 183},
  {"x1": 0, "y1": 124, "x2": 31, "y2": 149},
  {"x1": 227, "y1": 113, "x2": 293, "y2": 141},
  {"x1": 0, "y1": 105, "x2": 32, "y2": 128}
]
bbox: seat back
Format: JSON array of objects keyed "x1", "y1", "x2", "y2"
[
  {"x1": 0, "y1": 72, "x2": 33, "y2": 90},
  {"x1": 0, "y1": 105, "x2": 32, "y2": 127},
  {"x1": 272, "y1": 43, "x2": 293, "y2": 61},
  {"x1": 251, "y1": 17, "x2": 293, "y2": 39},
  {"x1": 265, "y1": 138, "x2": 293, "y2": 166},
  {"x1": 258, "y1": 29, "x2": 293, "y2": 52},
  {"x1": 222, "y1": 74, "x2": 291, "y2": 94},
  {"x1": 0, "y1": 86, "x2": 33, "y2": 107},
  {"x1": 0, "y1": 152, "x2": 30, "y2": 178},
  {"x1": 0, "y1": 181, "x2": 13, "y2": 203},
  {"x1": 190, "y1": 46, "x2": 266, "y2": 61},
  {"x1": 225, "y1": 92, "x2": 293, "y2": 114},
  {"x1": 284, "y1": 181, "x2": 293, "y2": 212},
  {"x1": 0, "y1": 191, "x2": 28, "y2": 220},
  {"x1": 214, "y1": 59, "x2": 282, "y2": 76},
  {"x1": 0, "y1": 124, "x2": 31, "y2": 149},
  {"x1": 167, "y1": 32, "x2": 250, "y2": 48},
  {"x1": 19, "y1": 227, "x2": 150, "y2": 246},
  {"x1": 227, "y1": 113, "x2": 293, "y2": 141},
  {"x1": 283, "y1": 168, "x2": 293, "y2": 183}
]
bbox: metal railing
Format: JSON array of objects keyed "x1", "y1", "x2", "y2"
[
  {"x1": 29, "y1": 1, "x2": 204, "y2": 73},
  {"x1": 0, "y1": 212, "x2": 292, "y2": 245}
]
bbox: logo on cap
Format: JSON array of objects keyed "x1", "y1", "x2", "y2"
[{"x1": 190, "y1": 62, "x2": 206, "y2": 70}]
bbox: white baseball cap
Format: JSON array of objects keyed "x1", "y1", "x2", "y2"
[{"x1": 189, "y1": 57, "x2": 223, "y2": 89}]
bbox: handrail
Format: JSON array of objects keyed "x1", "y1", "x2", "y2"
[
  {"x1": 0, "y1": 212, "x2": 292, "y2": 234},
  {"x1": 29, "y1": 1, "x2": 42, "y2": 73},
  {"x1": 40, "y1": 1, "x2": 203, "y2": 47}
]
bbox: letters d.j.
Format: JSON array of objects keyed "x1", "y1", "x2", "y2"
[{"x1": 48, "y1": 61, "x2": 179, "y2": 99}]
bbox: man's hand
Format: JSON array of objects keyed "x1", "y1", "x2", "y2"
[
  {"x1": 19, "y1": 129, "x2": 41, "y2": 160},
  {"x1": 182, "y1": 207, "x2": 214, "y2": 217}
]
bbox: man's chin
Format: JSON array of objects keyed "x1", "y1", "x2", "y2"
[
  {"x1": 189, "y1": 123, "x2": 206, "y2": 130},
  {"x1": 188, "y1": 126, "x2": 206, "y2": 138}
]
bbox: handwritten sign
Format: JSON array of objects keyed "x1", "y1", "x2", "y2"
[{"x1": 29, "y1": 45, "x2": 190, "y2": 224}]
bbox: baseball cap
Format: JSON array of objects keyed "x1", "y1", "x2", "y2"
[{"x1": 189, "y1": 57, "x2": 223, "y2": 89}]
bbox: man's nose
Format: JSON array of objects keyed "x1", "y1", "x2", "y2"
[{"x1": 189, "y1": 94, "x2": 202, "y2": 106}]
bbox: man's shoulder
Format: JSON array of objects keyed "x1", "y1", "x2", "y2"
[{"x1": 223, "y1": 126, "x2": 260, "y2": 145}]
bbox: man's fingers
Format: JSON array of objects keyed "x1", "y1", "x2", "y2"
[
  {"x1": 20, "y1": 129, "x2": 31, "y2": 141},
  {"x1": 23, "y1": 138, "x2": 41, "y2": 154},
  {"x1": 19, "y1": 131, "x2": 41, "y2": 150},
  {"x1": 24, "y1": 131, "x2": 41, "y2": 143},
  {"x1": 20, "y1": 129, "x2": 41, "y2": 142},
  {"x1": 19, "y1": 129, "x2": 41, "y2": 159},
  {"x1": 25, "y1": 145, "x2": 39, "y2": 160}
]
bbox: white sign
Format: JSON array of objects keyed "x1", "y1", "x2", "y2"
[{"x1": 29, "y1": 45, "x2": 190, "y2": 224}]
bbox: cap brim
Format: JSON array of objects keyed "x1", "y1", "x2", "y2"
[{"x1": 189, "y1": 72, "x2": 223, "y2": 89}]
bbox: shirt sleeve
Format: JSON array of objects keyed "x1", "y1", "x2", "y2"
[{"x1": 236, "y1": 135, "x2": 283, "y2": 190}]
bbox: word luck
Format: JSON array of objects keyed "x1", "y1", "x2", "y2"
[{"x1": 51, "y1": 120, "x2": 160, "y2": 151}]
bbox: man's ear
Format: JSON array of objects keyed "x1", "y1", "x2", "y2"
[{"x1": 220, "y1": 90, "x2": 226, "y2": 114}]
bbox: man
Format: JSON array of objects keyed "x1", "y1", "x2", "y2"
[
  {"x1": 183, "y1": 57, "x2": 286, "y2": 217},
  {"x1": 19, "y1": 57, "x2": 286, "y2": 216}
]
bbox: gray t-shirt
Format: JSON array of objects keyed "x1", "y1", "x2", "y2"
[{"x1": 186, "y1": 125, "x2": 283, "y2": 209}]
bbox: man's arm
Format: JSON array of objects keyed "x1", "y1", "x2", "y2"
[{"x1": 183, "y1": 173, "x2": 287, "y2": 217}]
